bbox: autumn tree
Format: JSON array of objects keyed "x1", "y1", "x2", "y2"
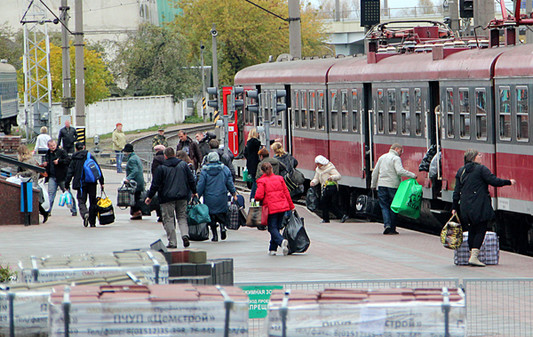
[
  {"x1": 114, "y1": 23, "x2": 200, "y2": 101},
  {"x1": 173, "y1": 0, "x2": 328, "y2": 85}
]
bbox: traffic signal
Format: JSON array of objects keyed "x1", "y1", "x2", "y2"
[
  {"x1": 361, "y1": 0, "x2": 380, "y2": 27},
  {"x1": 207, "y1": 87, "x2": 218, "y2": 110},
  {"x1": 246, "y1": 90, "x2": 259, "y2": 113},
  {"x1": 273, "y1": 89, "x2": 286, "y2": 113},
  {"x1": 233, "y1": 87, "x2": 244, "y2": 110},
  {"x1": 459, "y1": 0, "x2": 473, "y2": 18}
]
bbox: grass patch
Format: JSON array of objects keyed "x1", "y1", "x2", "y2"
[{"x1": 183, "y1": 115, "x2": 204, "y2": 124}]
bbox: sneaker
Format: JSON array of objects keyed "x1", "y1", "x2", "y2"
[
  {"x1": 182, "y1": 235, "x2": 190, "y2": 248},
  {"x1": 340, "y1": 215, "x2": 349, "y2": 223},
  {"x1": 268, "y1": 251, "x2": 276, "y2": 256},
  {"x1": 83, "y1": 214, "x2": 89, "y2": 227},
  {"x1": 281, "y1": 239, "x2": 289, "y2": 256},
  {"x1": 166, "y1": 244, "x2": 177, "y2": 249},
  {"x1": 383, "y1": 227, "x2": 393, "y2": 235}
]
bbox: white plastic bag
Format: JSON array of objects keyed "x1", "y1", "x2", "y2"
[{"x1": 39, "y1": 179, "x2": 50, "y2": 212}]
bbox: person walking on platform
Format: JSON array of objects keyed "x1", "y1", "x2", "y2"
[
  {"x1": 65, "y1": 143, "x2": 104, "y2": 227},
  {"x1": 250, "y1": 148, "x2": 283, "y2": 199},
  {"x1": 152, "y1": 128, "x2": 168, "y2": 149},
  {"x1": 271, "y1": 142, "x2": 298, "y2": 172},
  {"x1": 123, "y1": 143, "x2": 145, "y2": 220},
  {"x1": 176, "y1": 130, "x2": 202, "y2": 171},
  {"x1": 150, "y1": 144, "x2": 166, "y2": 222},
  {"x1": 244, "y1": 128, "x2": 261, "y2": 189},
  {"x1": 371, "y1": 144, "x2": 417, "y2": 235},
  {"x1": 112, "y1": 123, "x2": 126, "y2": 173},
  {"x1": 16, "y1": 145, "x2": 49, "y2": 222},
  {"x1": 57, "y1": 120, "x2": 77, "y2": 155},
  {"x1": 43, "y1": 139, "x2": 77, "y2": 217},
  {"x1": 452, "y1": 149, "x2": 516, "y2": 267},
  {"x1": 201, "y1": 139, "x2": 236, "y2": 180},
  {"x1": 197, "y1": 152, "x2": 237, "y2": 242},
  {"x1": 254, "y1": 162, "x2": 294, "y2": 256},
  {"x1": 35, "y1": 126, "x2": 51, "y2": 160},
  {"x1": 310, "y1": 155, "x2": 348, "y2": 224},
  {"x1": 145, "y1": 147, "x2": 197, "y2": 249},
  {"x1": 196, "y1": 131, "x2": 215, "y2": 160}
]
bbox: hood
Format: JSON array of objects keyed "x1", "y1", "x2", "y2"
[
  {"x1": 72, "y1": 150, "x2": 87, "y2": 160},
  {"x1": 389, "y1": 149, "x2": 399, "y2": 157},
  {"x1": 203, "y1": 163, "x2": 225, "y2": 176},
  {"x1": 317, "y1": 162, "x2": 336, "y2": 173},
  {"x1": 163, "y1": 157, "x2": 182, "y2": 167},
  {"x1": 464, "y1": 162, "x2": 479, "y2": 174}
]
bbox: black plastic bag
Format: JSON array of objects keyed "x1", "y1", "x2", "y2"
[
  {"x1": 418, "y1": 144, "x2": 437, "y2": 172},
  {"x1": 188, "y1": 222, "x2": 209, "y2": 241},
  {"x1": 282, "y1": 210, "x2": 310, "y2": 254},
  {"x1": 305, "y1": 186, "x2": 320, "y2": 212}
]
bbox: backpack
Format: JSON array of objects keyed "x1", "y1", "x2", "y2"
[{"x1": 82, "y1": 152, "x2": 102, "y2": 184}]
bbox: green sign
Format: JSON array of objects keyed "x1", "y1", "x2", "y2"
[{"x1": 240, "y1": 285, "x2": 283, "y2": 319}]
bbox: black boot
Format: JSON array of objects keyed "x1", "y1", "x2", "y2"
[
  {"x1": 210, "y1": 225, "x2": 218, "y2": 242},
  {"x1": 220, "y1": 223, "x2": 227, "y2": 240}
]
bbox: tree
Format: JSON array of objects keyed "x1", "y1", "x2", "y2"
[
  {"x1": 17, "y1": 41, "x2": 113, "y2": 105},
  {"x1": 0, "y1": 24, "x2": 23, "y2": 70},
  {"x1": 114, "y1": 23, "x2": 200, "y2": 101},
  {"x1": 173, "y1": 0, "x2": 328, "y2": 85}
]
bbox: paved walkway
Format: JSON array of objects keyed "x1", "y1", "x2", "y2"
[{"x1": 1, "y1": 168, "x2": 532, "y2": 283}]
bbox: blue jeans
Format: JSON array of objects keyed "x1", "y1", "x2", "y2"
[
  {"x1": 268, "y1": 212, "x2": 285, "y2": 252},
  {"x1": 378, "y1": 187, "x2": 397, "y2": 230},
  {"x1": 115, "y1": 151, "x2": 124, "y2": 173},
  {"x1": 48, "y1": 177, "x2": 77, "y2": 214}
]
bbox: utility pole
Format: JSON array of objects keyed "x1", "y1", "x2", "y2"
[
  {"x1": 60, "y1": 0, "x2": 72, "y2": 117},
  {"x1": 74, "y1": 0, "x2": 85, "y2": 127},
  {"x1": 288, "y1": 0, "x2": 302, "y2": 59},
  {"x1": 200, "y1": 42, "x2": 206, "y2": 120},
  {"x1": 335, "y1": 0, "x2": 340, "y2": 21},
  {"x1": 527, "y1": 0, "x2": 533, "y2": 43},
  {"x1": 211, "y1": 24, "x2": 219, "y2": 123}
]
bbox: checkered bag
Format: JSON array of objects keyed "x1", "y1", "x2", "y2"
[
  {"x1": 454, "y1": 231, "x2": 500, "y2": 265},
  {"x1": 227, "y1": 201, "x2": 240, "y2": 230},
  {"x1": 117, "y1": 181, "x2": 136, "y2": 208}
]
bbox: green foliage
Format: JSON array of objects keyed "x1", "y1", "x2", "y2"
[
  {"x1": 114, "y1": 24, "x2": 201, "y2": 102},
  {"x1": 0, "y1": 24, "x2": 23, "y2": 70},
  {"x1": 0, "y1": 263, "x2": 16, "y2": 283},
  {"x1": 183, "y1": 115, "x2": 204, "y2": 124}
]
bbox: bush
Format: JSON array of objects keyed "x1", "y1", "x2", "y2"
[
  {"x1": 0, "y1": 263, "x2": 17, "y2": 283},
  {"x1": 183, "y1": 115, "x2": 204, "y2": 124}
]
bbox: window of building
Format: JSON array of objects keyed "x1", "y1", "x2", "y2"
[
  {"x1": 446, "y1": 88, "x2": 455, "y2": 138},
  {"x1": 300, "y1": 90, "x2": 307, "y2": 128},
  {"x1": 351, "y1": 89, "x2": 359, "y2": 132},
  {"x1": 309, "y1": 91, "x2": 316, "y2": 129},
  {"x1": 414, "y1": 88, "x2": 422, "y2": 136},
  {"x1": 400, "y1": 89, "x2": 410, "y2": 135},
  {"x1": 499, "y1": 87, "x2": 511, "y2": 140},
  {"x1": 318, "y1": 91, "x2": 325, "y2": 130},
  {"x1": 388, "y1": 89, "x2": 397, "y2": 134},
  {"x1": 341, "y1": 90, "x2": 348, "y2": 131},
  {"x1": 377, "y1": 89, "x2": 384, "y2": 134},
  {"x1": 331, "y1": 90, "x2": 339, "y2": 131},
  {"x1": 475, "y1": 89, "x2": 487, "y2": 140},
  {"x1": 459, "y1": 89, "x2": 470, "y2": 139},
  {"x1": 517, "y1": 86, "x2": 529, "y2": 141}
]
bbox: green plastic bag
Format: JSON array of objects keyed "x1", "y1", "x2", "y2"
[
  {"x1": 243, "y1": 168, "x2": 251, "y2": 182},
  {"x1": 390, "y1": 178, "x2": 422, "y2": 219}
]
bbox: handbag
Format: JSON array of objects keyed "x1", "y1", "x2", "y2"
[
  {"x1": 187, "y1": 197, "x2": 211, "y2": 225},
  {"x1": 246, "y1": 202, "x2": 262, "y2": 227},
  {"x1": 390, "y1": 179, "x2": 423, "y2": 219},
  {"x1": 117, "y1": 181, "x2": 136, "y2": 208},
  {"x1": 96, "y1": 189, "x2": 115, "y2": 225},
  {"x1": 227, "y1": 201, "x2": 240, "y2": 230},
  {"x1": 441, "y1": 213, "x2": 463, "y2": 250},
  {"x1": 261, "y1": 204, "x2": 269, "y2": 226}
]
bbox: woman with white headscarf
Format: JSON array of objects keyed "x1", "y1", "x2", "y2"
[{"x1": 310, "y1": 155, "x2": 348, "y2": 223}]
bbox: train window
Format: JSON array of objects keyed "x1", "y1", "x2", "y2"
[
  {"x1": 293, "y1": 90, "x2": 300, "y2": 128},
  {"x1": 309, "y1": 91, "x2": 316, "y2": 129},
  {"x1": 351, "y1": 89, "x2": 359, "y2": 132},
  {"x1": 301, "y1": 90, "x2": 307, "y2": 128},
  {"x1": 401, "y1": 89, "x2": 410, "y2": 135},
  {"x1": 446, "y1": 88, "x2": 455, "y2": 138},
  {"x1": 499, "y1": 87, "x2": 511, "y2": 140},
  {"x1": 516, "y1": 86, "x2": 529, "y2": 141},
  {"x1": 341, "y1": 90, "x2": 348, "y2": 131},
  {"x1": 331, "y1": 90, "x2": 339, "y2": 131},
  {"x1": 459, "y1": 89, "x2": 470, "y2": 139},
  {"x1": 318, "y1": 91, "x2": 325, "y2": 130},
  {"x1": 377, "y1": 89, "x2": 385, "y2": 134},
  {"x1": 414, "y1": 88, "x2": 422, "y2": 136},
  {"x1": 388, "y1": 89, "x2": 397, "y2": 134},
  {"x1": 475, "y1": 89, "x2": 487, "y2": 140}
]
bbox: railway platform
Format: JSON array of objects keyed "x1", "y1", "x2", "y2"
[{"x1": 1, "y1": 168, "x2": 532, "y2": 336}]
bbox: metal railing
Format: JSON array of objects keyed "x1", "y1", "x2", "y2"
[{"x1": 238, "y1": 278, "x2": 533, "y2": 337}]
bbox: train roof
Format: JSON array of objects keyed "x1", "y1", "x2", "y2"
[
  {"x1": 234, "y1": 57, "x2": 338, "y2": 85},
  {"x1": 493, "y1": 43, "x2": 533, "y2": 78},
  {"x1": 328, "y1": 46, "x2": 506, "y2": 82}
]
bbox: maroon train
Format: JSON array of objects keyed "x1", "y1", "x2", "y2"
[{"x1": 233, "y1": 30, "x2": 533, "y2": 255}]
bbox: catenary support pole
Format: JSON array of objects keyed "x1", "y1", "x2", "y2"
[{"x1": 74, "y1": 0, "x2": 85, "y2": 127}]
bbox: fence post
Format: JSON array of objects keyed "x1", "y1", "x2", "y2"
[
  {"x1": 8, "y1": 292, "x2": 15, "y2": 337},
  {"x1": 216, "y1": 285, "x2": 234, "y2": 337},
  {"x1": 280, "y1": 290, "x2": 291, "y2": 337},
  {"x1": 441, "y1": 287, "x2": 450, "y2": 337},
  {"x1": 63, "y1": 286, "x2": 71, "y2": 337}
]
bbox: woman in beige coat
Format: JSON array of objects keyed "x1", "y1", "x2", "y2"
[{"x1": 310, "y1": 155, "x2": 348, "y2": 223}]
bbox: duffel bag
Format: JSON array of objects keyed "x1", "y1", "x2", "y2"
[
  {"x1": 96, "y1": 189, "x2": 115, "y2": 225},
  {"x1": 440, "y1": 213, "x2": 463, "y2": 250},
  {"x1": 187, "y1": 197, "x2": 211, "y2": 225},
  {"x1": 355, "y1": 192, "x2": 381, "y2": 220}
]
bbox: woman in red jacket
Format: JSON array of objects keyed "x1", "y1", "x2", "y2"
[{"x1": 255, "y1": 162, "x2": 295, "y2": 256}]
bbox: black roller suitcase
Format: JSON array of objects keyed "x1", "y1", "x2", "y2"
[{"x1": 355, "y1": 193, "x2": 382, "y2": 220}]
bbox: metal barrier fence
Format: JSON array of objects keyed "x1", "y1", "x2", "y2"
[{"x1": 237, "y1": 278, "x2": 533, "y2": 337}]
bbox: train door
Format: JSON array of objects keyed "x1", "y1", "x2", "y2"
[
  {"x1": 363, "y1": 83, "x2": 373, "y2": 189},
  {"x1": 428, "y1": 81, "x2": 441, "y2": 198},
  {"x1": 284, "y1": 84, "x2": 293, "y2": 154}
]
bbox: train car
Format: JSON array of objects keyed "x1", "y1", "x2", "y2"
[
  {"x1": 0, "y1": 61, "x2": 18, "y2": 134},
  {"x1": 233, "y1": 28, "x2": 533, "y2": 254}
]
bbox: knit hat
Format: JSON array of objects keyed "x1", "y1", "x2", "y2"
[
  {"x1": 123, "y1": 143, "x2": 134, "y2": 153},
  {"x1": 154, "y1": 145, "x2": 165, "y2": 152},
  {"x1": 315, "y1": 155, "x2": 329, "y2": 166},
  {"x1": 116, "y1": 123, "x2": 122, "y2": 127},
  {"x1": 207, "y1": 152, "x2": 220, "y2": 163}
]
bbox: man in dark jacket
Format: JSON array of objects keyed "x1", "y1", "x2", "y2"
[
  {"x1": 176, "y1": 130, "x2": 202, "y2": 171},
  {"x1": 145, "y1": 147, "x2": 197, "y2": 249},
  {"x1": 197, "y1": 152, "x2": 236, "y2": 242},
  {"x1": 150, "y1": 144, "x2": 166, "y2": 222},
  {"x1": 43, "y1": 139, "x2": 77, "y2": 216},
  {"x1": 196, "y1": 131, "x2": 215, "y2": 161},
  {"x1": 452, "y1": 149, "x2": 515, "y2": 267},
  {"x1": 65, "y1": 142, "x2": 105, "y2": 227},
  {"x1": 201, "y1": 139, "x2": 236, "y2": 180},
  {"x1": 57, "y1": 120, "x2": 77, "y2": 154}
]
